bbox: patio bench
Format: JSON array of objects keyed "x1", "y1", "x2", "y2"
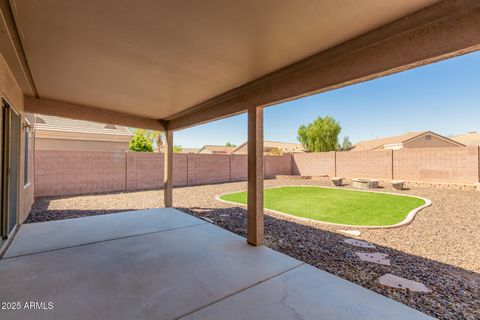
[
  {"x1": 331, "y1": 177, "x2": 345, "y2": 186},
  {"x1": 391, "y1": 180, "x2": 405, "y2": 190}
]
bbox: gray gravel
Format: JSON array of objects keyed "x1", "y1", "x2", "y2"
[{"x1": 26, "y1": 179, "x2": 480, "y2": 320}]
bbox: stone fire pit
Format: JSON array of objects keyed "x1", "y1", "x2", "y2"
[{"x1": 352, "y1": 178, "x2": 379, "y2": 190}]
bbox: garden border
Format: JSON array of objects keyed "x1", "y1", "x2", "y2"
[{"x1": 215, "y1": 185, "x2": 432, "y2": 229}]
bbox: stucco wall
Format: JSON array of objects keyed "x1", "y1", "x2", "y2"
[
  {"x1": 0, "y1": 53, "x2": 34, "y2": 224},
  {"x1": 35, "y1": 138, "x2": 129, "y2": 151},
  {"x1": 403, "y1": 134, "x2": 461, "y2": 149}
]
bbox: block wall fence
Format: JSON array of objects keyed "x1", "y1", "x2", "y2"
[
  {"x1": 34, "y1": 151, "x2": 292, "y2": 196},
  {"x1": 35, "y1": 146, "x2": 480, "y2": 197},
  {"x1": 292, "y1": 146, "x2": 480, "y2": 185}
]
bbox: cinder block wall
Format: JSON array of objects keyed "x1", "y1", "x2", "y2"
[
  {"x1": 292, "y1": 152, "x2": 335, "y2": 176},
  {"x1": 230, "y1": 154, "x2": 247, "y2": 181},
  {"x1": 35, "y1": 150, "x2": 126, "y2": 196},
  {"x1": 35, "y1": 152, "x2": 292, "y2": 197},
  {"x1": 35, "y1": 147, "x2": 480, "y2": 197},
  {"x1": 392, "y1": 146, "x2": 479, "y2": 184},
  {"x1": 187, "y1": 154, "x2": 231, "y2": 185},
  {"x1": 264, "y1": 155, "x2": 292, "y2": 178},
  {"x1": 336, "y1": 150, "x2": 393, "y2": 180},
  {"x1": 291, "y1": 147, "x2": 480, "y2": 184}
]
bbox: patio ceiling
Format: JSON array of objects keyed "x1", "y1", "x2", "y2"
[{"x1": 2, "y1": 0, "x2": 480, "y2": 130}]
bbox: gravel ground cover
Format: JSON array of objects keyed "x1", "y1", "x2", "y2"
[{"x1": 26, "y1": 179, "x2": 480, "y2": 319}]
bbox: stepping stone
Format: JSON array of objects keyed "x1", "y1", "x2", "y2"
[
  {"x1": 378, "y1": 274, "x2": 430, "y2": 293},
  {"x1": 339, "y1": 230, "x2": 361, "y2": 236},
  {"x1": 355, "y1": 252, "x2": 391, "y2": 266},
  {"x1": 344, "y1": 238, "x2": 376, "y2": 249}
]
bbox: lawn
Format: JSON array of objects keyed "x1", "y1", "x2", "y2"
[{"x1": 219, "y1": 186, "x2": 426, "y2": 226}]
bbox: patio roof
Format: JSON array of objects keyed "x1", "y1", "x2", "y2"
[
  {"x1": 1, "y1": 0, "x2": 478, "y2": 130},
  {"x1": 1, "y1": 0, "x2": 479, "y2": 245},
  {"x1": 0, "y1": 208, "x2": 432, "y2": 319}
]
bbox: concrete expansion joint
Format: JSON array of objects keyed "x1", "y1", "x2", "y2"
[{"x1": 3, "y1": 222, "x2": 207, "y2": 260}]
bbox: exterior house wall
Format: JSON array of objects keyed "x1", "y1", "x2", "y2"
[
  {"x1": 402, "y1": 134, "x2": 461, "y2": 149},
  {"x1": 0, "y1": 53, "x2": 34, "y2": 224},
  {"x1": 233, "y1": 143, "x2": 304, "y2": 154},
  {"x1": 35, "y1": 138, "x2": 129, "y2": 151}
]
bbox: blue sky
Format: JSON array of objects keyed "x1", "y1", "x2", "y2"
[{"x1": 175, "y1": 51, "x2": 480, "y2": 148}]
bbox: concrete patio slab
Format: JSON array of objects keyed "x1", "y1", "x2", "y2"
[
  {"x1": 181, "y1": 264, "x2": 432, "y2": 320},
  {"x1": 0, "y1": 214, "x2": 302, "y2": 320},
  {"x1": 4, "y1": 208, "x2": 204, "y2": 258},
  {"x1": 0, "y1": 208, "x2": 432, "y2": 319}
]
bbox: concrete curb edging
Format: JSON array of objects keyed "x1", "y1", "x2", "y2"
[{"x1": 215, "y1": 185, "x2": 432, "y2": 230}]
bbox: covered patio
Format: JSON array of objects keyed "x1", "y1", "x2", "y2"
[
  {"x1": 1, "y1": 208, "x2": 430, "y2": 319},
  {"x1": 1, "y1": 0, "x2": 479, "y2": 318}
]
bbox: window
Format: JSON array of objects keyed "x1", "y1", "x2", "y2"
[
  {"x1": 425, "y1": 134, "x2": 432, "y2": 140},
  {"x1": 23, "y1": 120, "x2": 30, "y2": 186}
]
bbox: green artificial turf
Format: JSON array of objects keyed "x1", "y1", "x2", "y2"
[{"x1": 220, "y1": 186, "x2": 425, "y2": 226}]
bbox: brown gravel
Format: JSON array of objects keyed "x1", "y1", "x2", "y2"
[{"x1": 26, "y1": 179, "x2": 480, "y2": 320}]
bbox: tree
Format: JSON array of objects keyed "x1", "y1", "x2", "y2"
[
  {"x1": 129, "y1": 129, "x2": 153, "y2": 152},
  {"x1": 339, "y1": 136, "x2": 353, "y2": 151},
  {"x1": 225, "y1": 142, "x2": 237, "y2": 147},
  {"x1": 173, "y1": 145, "x2": 183, "y2": 153},
  {"x1": 297, "y1": 116, "x2": 341, "y2": 152},
  {"x1": 128, "y1": 129, "x2": 166, "y2": 152},
  {"x1": 144, "y1": 130, "x2": 164, "y2": 152},
  {"x1": 148, "y1": 130, "x2": 165, "y2": 152}
]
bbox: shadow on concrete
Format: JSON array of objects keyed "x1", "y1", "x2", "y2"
[
  {"x1": 176, "y1": 205, "x2": 479, "y2": 320},
  {"x1": 25, "y1": 197, "x2": 139, "y2": 223}
]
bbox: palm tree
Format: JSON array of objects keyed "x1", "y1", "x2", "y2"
[
  {"x1": 148, "y1": 130, "x2": 165, "y2": 152},
  {"x1": 129, "y1": 129, "x2": 166, "y2": 152}
]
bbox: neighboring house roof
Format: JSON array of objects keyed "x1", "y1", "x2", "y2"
[
  {"x1": 181, "y1": 148, "x2": 201, "y2": 153},
  {"x1": 231, "y1": 141, "x2": 306, "y2": 154},
  {"x1": 34, "y1": 114, "x2": 133, "y2": 142},
  {"x1": 451, "y1": 132, "x2": 480, "y2": 146},
  {"x1": 197, "y1": 145, "x2": 236, "y2": 154},
  {"x1": 351, "y1": 131, "x2": 464, "y2": 151}
]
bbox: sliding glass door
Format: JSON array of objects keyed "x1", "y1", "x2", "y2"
[{"x1": 1, "y1": 100, "x2": 20, "y2": 244}]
